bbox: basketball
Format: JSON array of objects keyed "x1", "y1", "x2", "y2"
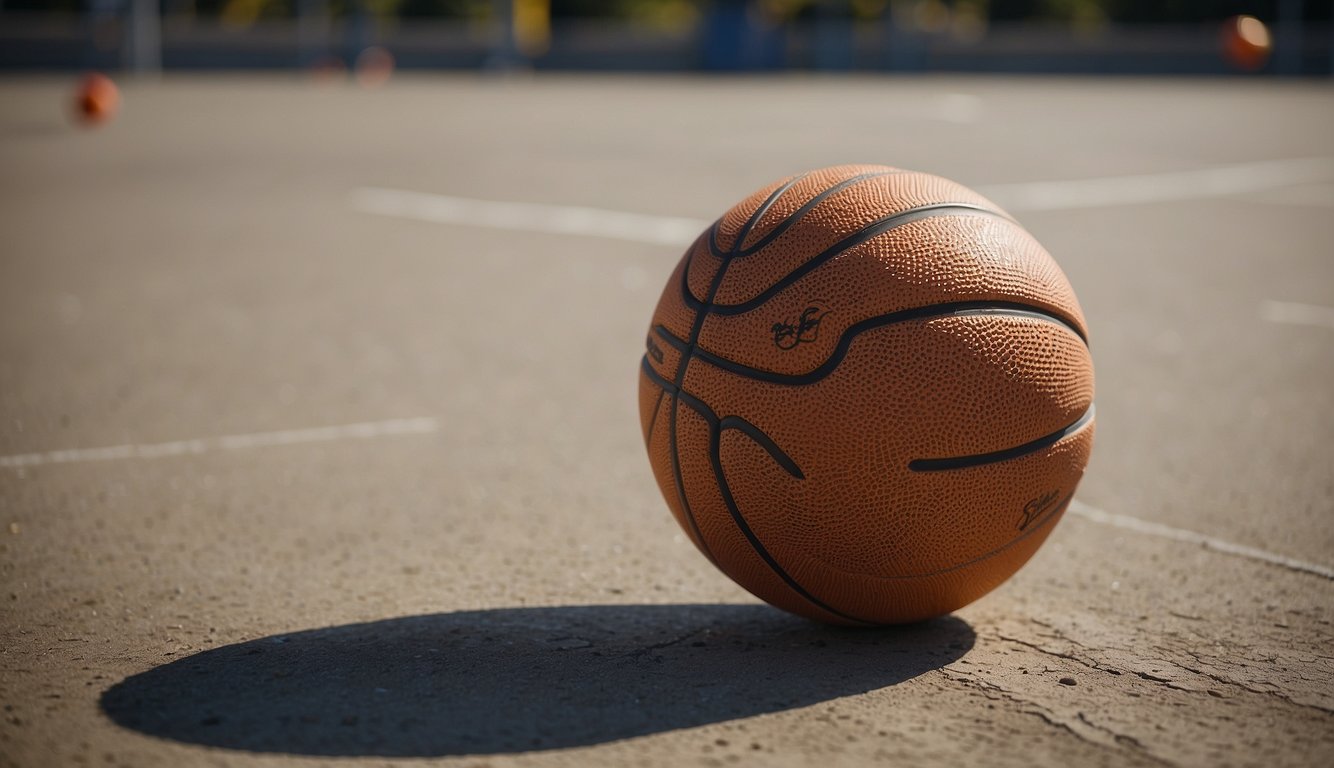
[
  {"x1": 638, "y1": 165, "x2": 1095, "y2": 625},
  {"x1": 74, "y1": 72, "x2": 119, "y2": 126},
  {"x1": 1221, "y1": 15, "x2": 1272, "y2": 72},
  {"x1": 354, "y1": 46, "x2": 396, "y2": 89}
]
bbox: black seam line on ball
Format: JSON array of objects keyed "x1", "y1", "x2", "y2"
[
  {"x1": 948, "y1": 307, "x2": 1087, "y2": 342},
  {"x1": 647, "y1": 357, "x2": 871, "y2": 624},
  {"x1": 707, "y1": 173, "x2": 809, "y2": 259},
  {"x1": 718, "y1": 416, "x2": 804, "y2": 480},
  {"x1": 662, "y1": 170, "x2": 793, "y2": 569},
  {"x1": 707, "y1": 171, "x2": 901, "y2": 259},
  {"x1": 708, "y1": 203, "x2": 1008, "y2": 317},
  {"x1": 652, "y1": 325, "x2": 688, "y2": 352},
  {"x1": 709, "y1": 425, "x2": 876, "y2": 626},
  {"x1": 689, "y1": 175, "x2": 806, "y2": 306},
  {"x1": 677, "y1": 176, "x2": 801, "y2": 389},
  {"x1": 691, "y1": 170, "x2": 825, "y2": 305},
  {"x1": 644, "y1": 358, "x2": 715, "y2": 561},
  {"x1": 642, "y1": 356, "x2": 717, "y2": 423},
  {"x1": 908, "y1": 405, "x2": 1095, "y2": 473},
  {"x1": 670, "y1": 174, "x2": 891, "y2": 627},
  {"x1": 643, "y1": 388, "x2": 666, "y2": 446},
  {"x1": 664, "y1": 301, "x2": 1087, "y2": 388}
]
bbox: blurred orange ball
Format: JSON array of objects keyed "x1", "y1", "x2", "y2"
[
  {"x1": 1222, "y1": 15, "x2": 1272, "y2": 72},
  {"x1": 74, "y1": 72, "x2": 119, "y2": 125},
  {"x1": 354, "y1": 46, "x2": 395, "y2": 89}
]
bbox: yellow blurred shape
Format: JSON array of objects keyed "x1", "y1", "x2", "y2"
[
  {"x1": 758, "y1": 0, "x2": 805, "y2": 24},
  {"x1": 913, "y1": 0, "x2": 950, "y2": 33},
  {"x1": 633, "y1": 0, "x2": 700, "y2": 30},
  {"x1": 852, "y1": 0, "x2": 887, "y2": 21},
  {"x1": 515, "y1": 0, "x2": 551, "y2": 58},
  {"x1": 950, "y1": 6, "x2": 986, "y2": 44},
  {"x1": 220, "y1": 0, "x2": 266, "y2": 28}
]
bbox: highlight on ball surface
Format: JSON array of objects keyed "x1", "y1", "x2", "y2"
[{"x1": 639, "y1": 165, "x2": 1094, "y2": 626}]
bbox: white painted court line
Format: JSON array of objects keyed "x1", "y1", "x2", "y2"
[
  {"x1": 1239, "y1": 181, "x2": 1334, "y2": 209},
  {"x1": 977, "y1": 156, "x2": 1334, "y2": 212},
  {"x1": 8, "y1": 417, "x2": 1323, "y2": 579},
  {"x1": 351, "y1": 187, "x2": 709, "y2": 248},
  {"x1": 353, "y1": 157, "x2": 1334, "y2": 245},
  {"x1": 1260, "y1": 300, "x2": 1334, "y2": 331},
  {"x1": 1068, "y1": 499, "x2": 1334, "y2": 580},
  {"x1": 0, "y1": 417, "x2": 439, "y2": 469}
]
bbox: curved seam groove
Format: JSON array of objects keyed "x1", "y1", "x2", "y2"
[
  {"x1": 667, "y1": 173, "x2": 805, "y2": 557},
  {"x1": 653, "y1": 324, "x2": 688, "y2": 350},
  {"x1": 642, "y1": 357, "x2": 717, "y2": 423},
  {"x1": 708, "y1": 173, "x2": 810, "y2": 258},
  {"x1": 736, "y1": 171, "x2": 902, "y2": 257},
  {"x1": 641, "y1": 357, "x2": 715, "y2": 560},
  {"x1": 948, "y1": 307, "x2": 1087, "y2": 341},
  {"x1": 688, "y1": 301, "x2": 1089, "y2": 387},
  {"x1": 710, "y1": 203, "x2": 1009, "y2": 316},
  {"x1": 643, "y1": 388, "x2": 666, "y2": 446},
  {"x1": 661, "y1": 180, "x2": 793, "y2": 563},
  {"x1": 719, "y1": 416, "x2": 804, "y2": 479},
  {"x1": 662, "y1": 173, "x2": 798, "y2": 566},
  {"x1": 908, "y1": 405, "x2": 1095, "y2": 473},
  {"x1": 710, "y1": 428, "x2": 875, "y2": 626}
]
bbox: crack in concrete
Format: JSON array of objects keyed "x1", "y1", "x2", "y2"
[
  {"x1": 1077, "y1": 711, "x2": 1150, "y2": 751},
  {"x1": 621, "y1": 628, "x2": 708, "y2": 659},
  {"x1": 988, "y1": 625, "x2": 1334, "y2": 719},
  {"x1": 996, "y1": 633, "x2": 1097, "y2": 665},
  {"x1": 941, "y1": 666, "x2": 1177, "y2": 767},
  {"x1": 1175, "y1": 652, "x2": 1334, "y2": 716}
]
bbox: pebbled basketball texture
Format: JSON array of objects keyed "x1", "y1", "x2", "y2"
[{"x1": 638, "y1": 165, "x2": 1095, "y2": 626}]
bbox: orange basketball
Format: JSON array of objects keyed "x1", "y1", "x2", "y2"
[
  {"x1": 74, "y1": 72, "x2": 119, "y2": 126},
  {"x1": 354, "y1": 46, "x2": 396, "y2": 89},
  {"x1": 1221, "y1": 15, "x2": 1272, "y2": 72},
  {"x1": 638, "y1": 165, "x2": 1094, "y2": 625}
]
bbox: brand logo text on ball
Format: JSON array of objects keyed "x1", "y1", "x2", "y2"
[
  {"x1": 1019, "y1": 490, "x2": 1062, "y2": 531},
  {"x1": 772, "y1": 305, "x2": 827, "y2": 350}
]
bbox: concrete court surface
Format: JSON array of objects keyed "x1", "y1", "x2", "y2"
[{"x1": 0, "y1": 74, "x2": 1331, "y2": 767}]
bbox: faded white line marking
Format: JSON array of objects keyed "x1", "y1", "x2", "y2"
[
  {"x1": 1239, "y1": 181, "x2": 1334, "y2": 209},
  {"x1": 353, "y1": 158, "x2": 1334, "y2": 245},
  {"x1": 351, "y1": 187, "x2": 709, "y2": 247},
  {"x1": 0, "y1": 417, "x2": 439, "y2": 469},
  {"x1": 1260, "y1": 300, "x2": 1334, "y2": 331},
  {"x1": 976, "y1": 156, "x2": 1334, "y2": 212},
  {"x1": 1068, "y1": 499, "x2": 1333, "y2": 580}
]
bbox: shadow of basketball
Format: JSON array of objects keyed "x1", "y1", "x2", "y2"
[{"x1": 101, "y1": 603, "x2": 974, "y2": 757}]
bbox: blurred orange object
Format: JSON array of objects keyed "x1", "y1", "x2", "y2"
[
  {"x1": 1221, "y1": 15, "x2": 1272, "y2": 72},
  {"x1": 354, "y1": 46, "x2": 395, "y2": 89},
  {"x1": 74, "y1": 72, "x2": 119, "y2": 125}
]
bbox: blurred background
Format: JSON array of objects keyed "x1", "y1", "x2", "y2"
[{"x1": 2, "y1": 0, "x2": 1332, "y2": 76}]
